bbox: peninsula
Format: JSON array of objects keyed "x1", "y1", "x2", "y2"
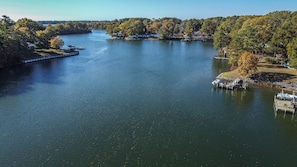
[{"x1": 217, "y1": 56, "x2": 297, "y2": 91}]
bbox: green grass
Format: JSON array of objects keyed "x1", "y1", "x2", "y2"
[
  {"x1": 23, "y1": 48, "x2": 69, "y2": 60},
  {"x1": 34, "y1": 49, "x2": 67, "y2": 57},
  {"x1": 220, "y1": 56, "x2": 297, "y2": 82},
  {"x1": 220, "y1": 69, "x2": 242, "y2": 79}
]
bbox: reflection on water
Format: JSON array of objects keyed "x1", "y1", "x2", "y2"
[{"x1": 0, "y1": 30, "x2": 297, "y2": 166}]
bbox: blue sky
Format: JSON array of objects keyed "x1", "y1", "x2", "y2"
[{"x1": 1, "y1": 0, "x2": 296, "y2": 21}]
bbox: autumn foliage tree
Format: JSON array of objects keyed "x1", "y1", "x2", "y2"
[
  {"x1": 50, "y1": 36, "x2": 64, "y2": 49},
  {"x1": 14, "y1": 18, "x2": 44, "y2": 43},
  {"x1": 200, "y1": 17, "x2": 223, "y2": 36},
  {"x1": 237, "y1": 52, "x2": 259, "y2": 77}
]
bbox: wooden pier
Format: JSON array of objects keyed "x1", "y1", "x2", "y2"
[
  {"x1": 214, "y1": 56, "x2": 229, "y2": 60},
  {"x1": 21, "y1": 51, "x2": 79, "y2": 64}
]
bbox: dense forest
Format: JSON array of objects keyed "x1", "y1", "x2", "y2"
[
  {"x1": 89, "y1": 11, "x2": 297, "y2": 68},
  {"x1": 213, "y1": 11, "x2": 297, "y2": 68},
  {"x1": 1, "y1": 10, "x2": 297, "y2": 69},
  {"x1": 92, "y1": 11, "x2": 297, "y2": 68},
  {"x1": 0, "y1": 16, "x2": 91, "y2": 67},
  {"x1": 100, "y1": 17, "x2": 205, "y2": 39}
]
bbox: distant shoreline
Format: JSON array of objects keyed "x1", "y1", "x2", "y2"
[{"x1": 109, "y1": 36, "x2": 210, "y2": 42}]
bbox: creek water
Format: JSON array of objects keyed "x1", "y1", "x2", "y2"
[{"x1": 0, "y1": 30, "x2": 297, "y2": 166}]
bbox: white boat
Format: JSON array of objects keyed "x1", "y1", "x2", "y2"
[
  {"x1": 275, "y1": 90, "x2": 297, "y2": 101},
  {"x1": 67, "y1": 45, "x2": 85, "y2": 50},
  {"x1": 212, "y1": 78, "x2": 248, "y2": 90},
  {"x1": 76, "y1": 46, "x2": 86, "y2": 50}
]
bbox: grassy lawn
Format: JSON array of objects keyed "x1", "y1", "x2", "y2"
[
  {"x1": 257, "y1": 57, "x2": 297, "y2": 82},
  {"x1": 220, "y1": 69, "x2": 242, "y2": 79},
  {"x1": 34, "y1": 49, "x2": 68, "y2": 57},
  {"x1": 220, "y1": 56, "x2": 297, "y2": 83},
  {"x1": 23, "y1": 49, "x2": 69, "y2": 59}
]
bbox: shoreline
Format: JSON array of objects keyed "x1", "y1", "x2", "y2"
[
  {"x1": 0, "y1": 51, "x2": 79, "y2": 69},
  {"x1": 216, "y1": 72, "x2": 297, "y2": 92},
  {"x1": 249, "y1": 80, "x2": 297, "y2": 92},
  {"x1": 214, "y1": 55, "x2": 297, "y2": 93},
  {"x1": 21, "y1": 51, "x2": 79, "y2": 64},
  {"x1": 109, "y1": 36, "x2": 211, "y2": 42}
]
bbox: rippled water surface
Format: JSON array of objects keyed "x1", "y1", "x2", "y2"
[{"x1": 0, "y1": 30, "x2": 297, "y2": 166}]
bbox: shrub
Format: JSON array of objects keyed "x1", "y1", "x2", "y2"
[
  {"x1": 238, "y1": 52, "x2": 259, "y2": 77},
  {"x1": 265, "y1": 57, "x2": 275, "y2": 64}
]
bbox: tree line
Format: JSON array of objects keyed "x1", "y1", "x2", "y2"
[
  {"x1": 99, "y1": 17, "x2": 211, "y2": 39},
  {"x1": 213, "y1": 11, "x2": 297, "y2": 70},
  {"x1": 90, "y1": 11, "x2": 297, "y2": 72},
  {"x1": 1, "y1": 11, "x2": 297, "y2": 70}
]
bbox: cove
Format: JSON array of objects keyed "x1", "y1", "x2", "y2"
[{"x1": 0, "y1": 30, "x2": 297, "y2": 166}]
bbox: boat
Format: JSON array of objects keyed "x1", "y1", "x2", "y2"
[
  {"x1": 274, "y1": 90, "x2": 297, "y2": 115},
  {"x1": 75, "y1": 46, "x2": 86, "y2": 50},
  {"x1": 211, "y1": 78, "x2": 248, "y2": 90},
  {"x1": 67, "y1": 45, "x2": 85, "y2": 50},
  {"x1": 181, "y1": 38, "x2": 191, "y2": 42}
]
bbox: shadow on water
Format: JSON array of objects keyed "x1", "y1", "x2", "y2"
[
  {"x1": 211, "y1": 58, "x2": 230, "y2": 77},
  {"x1": 211, "y1": 87, "x2": 254, "y2": 109},
  {"x1": 0, "y1": 59, "x2": 79, "y2": 97},
  {"x1": 0, "y1": 31, "x2": 106, "y2": 98}
]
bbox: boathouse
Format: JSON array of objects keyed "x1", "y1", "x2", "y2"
[{"x1": 274, "y1": 90, "x2": 297, "y2": 115}]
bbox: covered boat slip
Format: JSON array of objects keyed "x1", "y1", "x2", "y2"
[
  {"x1": 211, "y1": 78, "x2": 248, "y2": 90},
  {"x1": 274, "y1": 90, "x2": 297, "y2": 116}
]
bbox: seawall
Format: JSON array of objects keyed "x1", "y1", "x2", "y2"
[{"x1": 22, "y1": 51, "x2": 79, "y2": 64}]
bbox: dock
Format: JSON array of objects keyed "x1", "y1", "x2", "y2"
[
  {"x1": 214, "y1": 56, "x2": 229, "y2": 60},
  {"x1": 273, "y1": 90, "x2": 297, "y2": 116},
  {"x1": 212, "y1": 78, "x2": 248, "y2": 90},
  {"x1": 21, "y1": 51, "x2": 79, "y2": 64}
]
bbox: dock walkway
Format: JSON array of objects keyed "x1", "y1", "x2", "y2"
[{"x1": 22, "y1": 51, "x2": 79, "y2": 64}]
